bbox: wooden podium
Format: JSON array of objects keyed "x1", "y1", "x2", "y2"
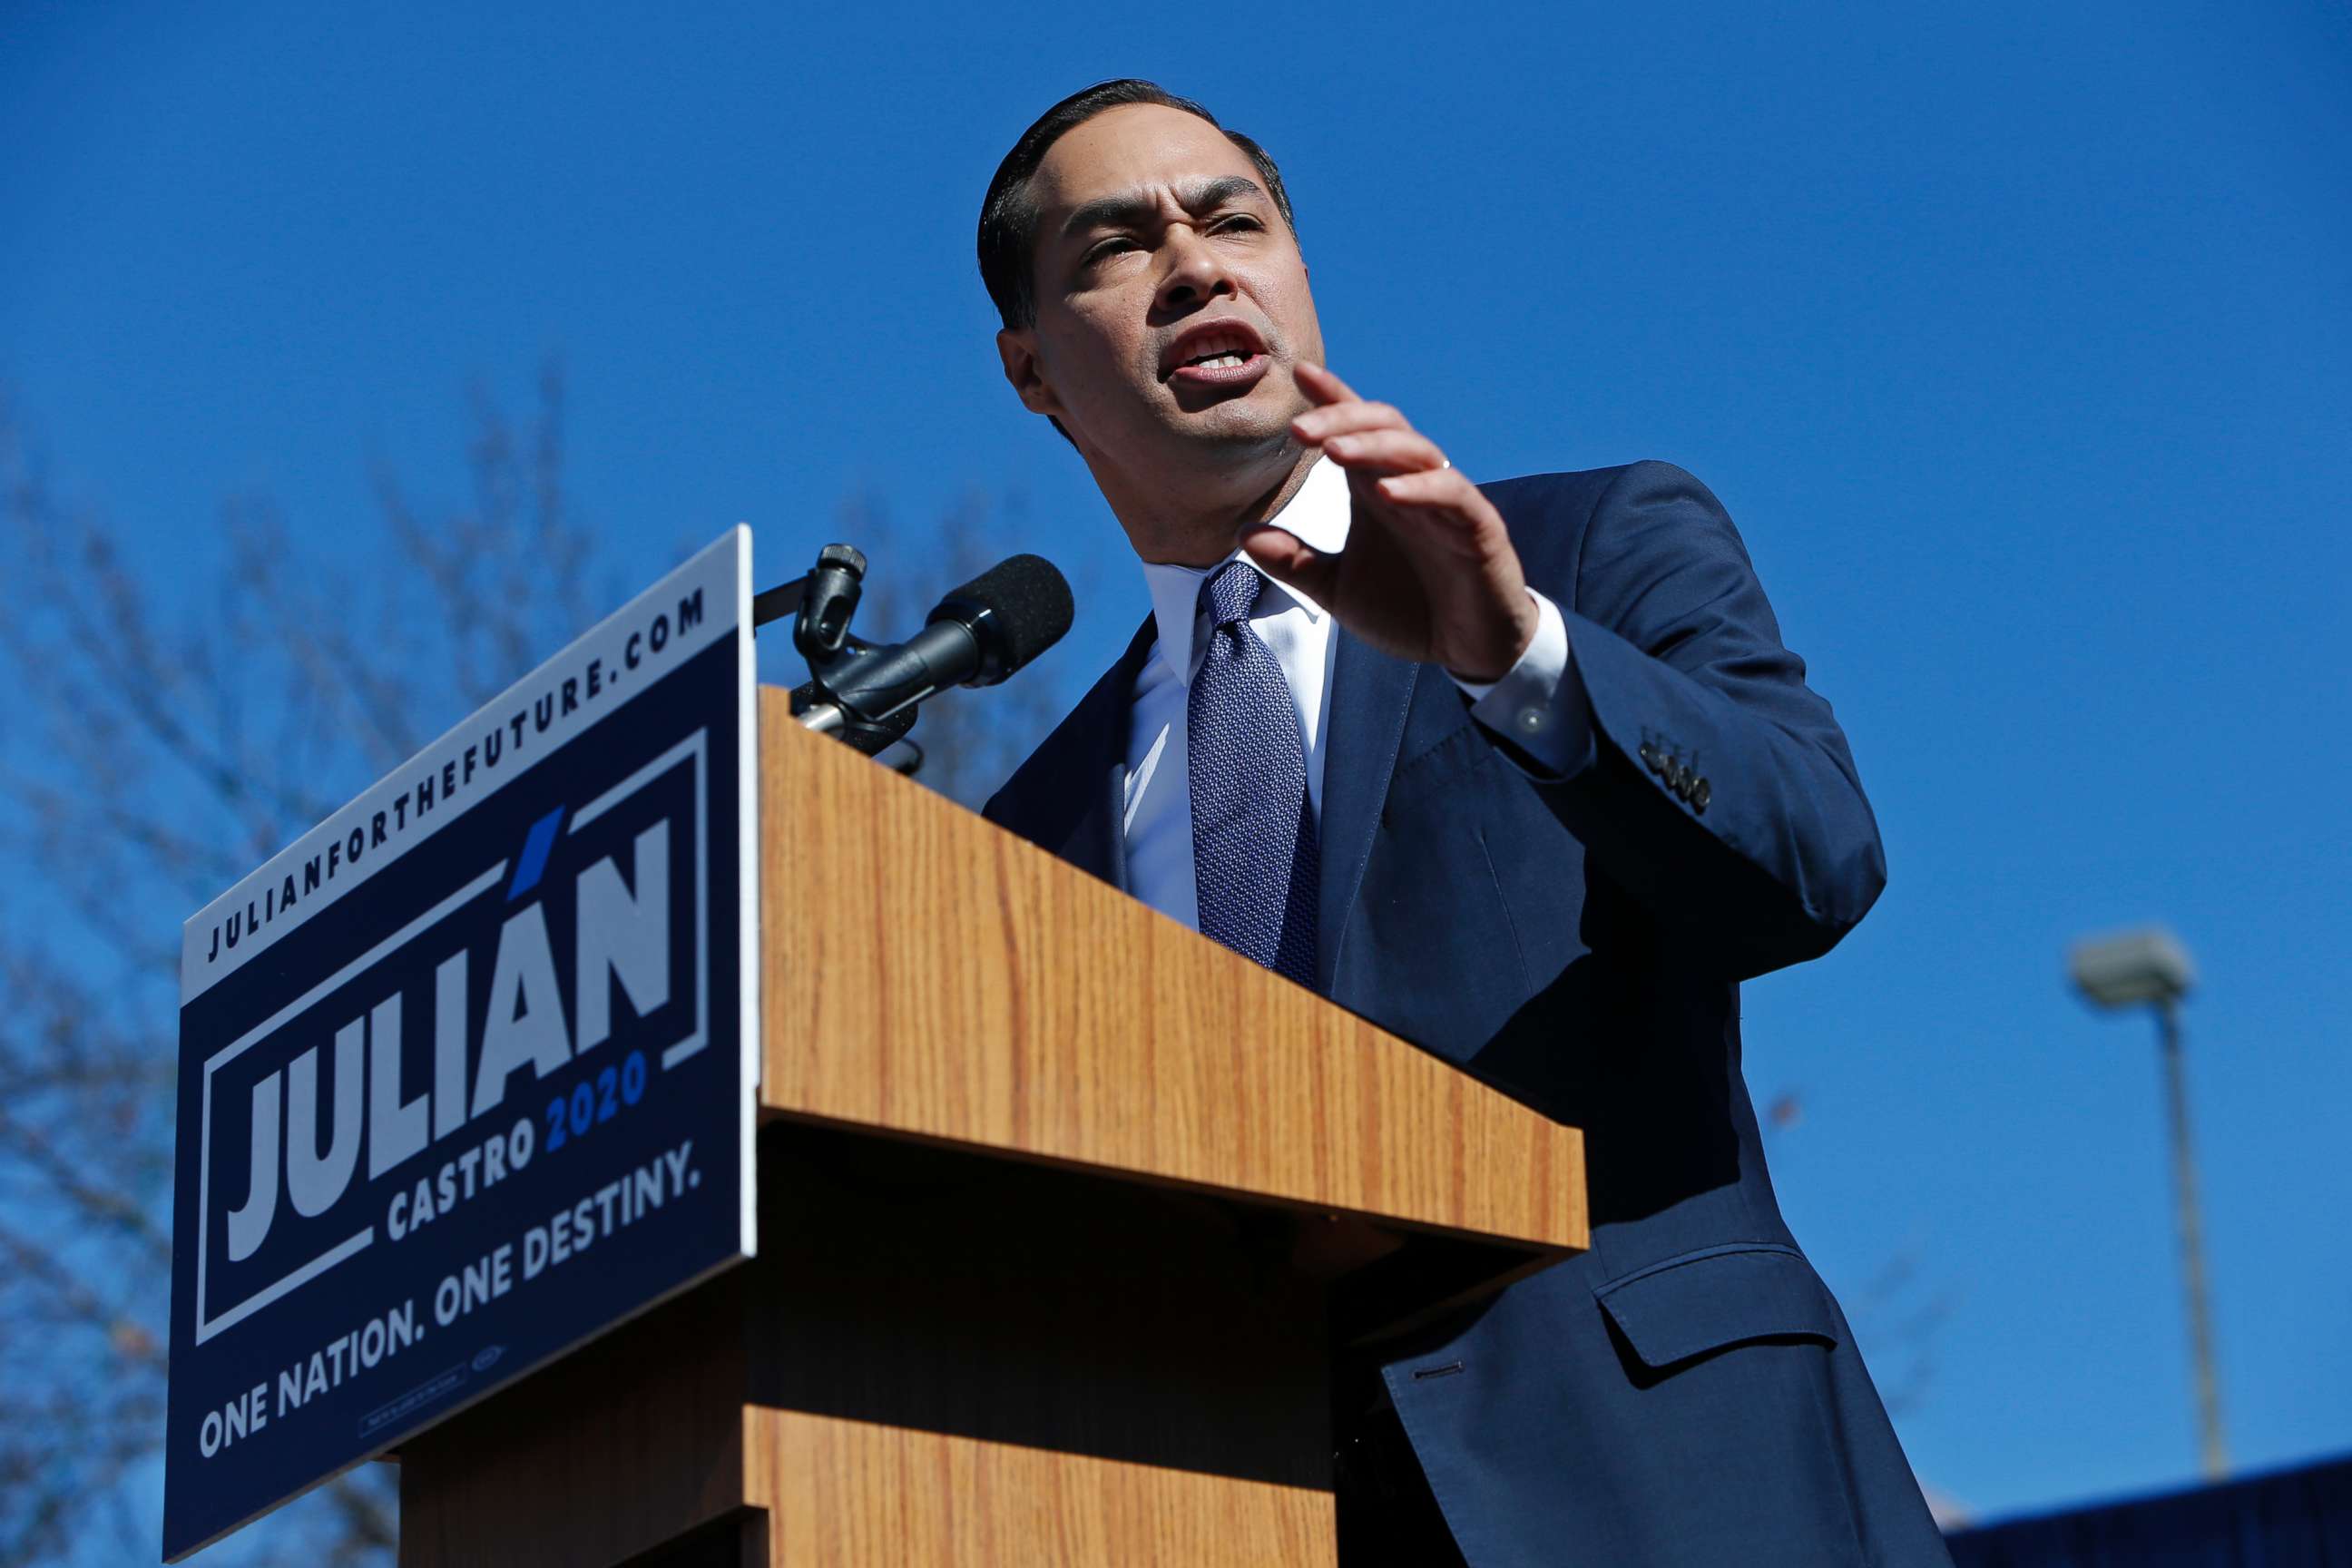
[{"x1": 395, "y1": 690, "x2": 1586, "y2": 1567}]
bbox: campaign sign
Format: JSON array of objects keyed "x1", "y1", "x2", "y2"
[{"x1": 163, "y1": 531, "x2": 760, "y2": 1561}]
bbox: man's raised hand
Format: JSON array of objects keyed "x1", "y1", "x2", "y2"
[{"x1": 1242, "y1": 362, "x2": 1539, "y2": 683}]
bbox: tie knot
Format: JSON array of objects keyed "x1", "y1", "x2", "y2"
[{"x1": 1199, "y1": 559, "x2": 1265, "y2": 630}]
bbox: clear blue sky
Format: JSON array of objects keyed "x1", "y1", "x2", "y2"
[{"x1": 5, "y1": 0, "x2": 2347, "y2": 1529}]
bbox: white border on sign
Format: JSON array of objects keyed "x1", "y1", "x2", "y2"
[
  {"x1": 166, "y1": 528, "x2": 762, "y2": 1563},
  {"x1": 732, "y1": 525, "x2": 760, "y2": 1260},
  {"x1": 181, "y1": 534, "x2": 740, "y2": 1006},
  {"x1": 193, "y1": 865, "x2": 505, "y2": 1344},
  {"x1": 194, "y1": 736, "x2": 711, "y2": 1346}
]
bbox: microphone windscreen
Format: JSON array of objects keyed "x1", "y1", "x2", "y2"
[{"x1": 946, "y1": 554, "x2": 1074, "y2": 674}]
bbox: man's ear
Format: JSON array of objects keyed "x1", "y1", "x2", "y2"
[{"x1": 996, "y1": 328, "x2": 1066, "y2": 420}]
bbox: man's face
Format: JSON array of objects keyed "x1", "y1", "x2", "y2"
[{"x1": 999, "y1": 103, "x2": 1323, "y2": 477}]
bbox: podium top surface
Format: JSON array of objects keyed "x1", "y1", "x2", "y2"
[{"x1": 756, "y1": 690, "x2": 1584, "y2": 1257}]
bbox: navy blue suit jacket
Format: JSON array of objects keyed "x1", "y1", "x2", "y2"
[{"x1": 985, "y1": 463, "x2": 1952, "y2": 1566}]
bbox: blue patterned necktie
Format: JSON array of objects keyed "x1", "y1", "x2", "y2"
[{"x1": 1188, "y1": 560, "x2": 1318, "y2": 985}]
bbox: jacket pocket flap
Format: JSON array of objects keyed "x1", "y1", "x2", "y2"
[{"x1": 1594, "y1": 1245, "x2": 1842, "y2": 1370}]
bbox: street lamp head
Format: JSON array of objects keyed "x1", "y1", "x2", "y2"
[{"x1": 2069, "y1": 925, "x2": 2196, "y2": 1010}]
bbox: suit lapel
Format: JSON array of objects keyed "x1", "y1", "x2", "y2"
[
  {"x1": 1057, "y1": 613, "x2": 1160, "y2": 893},
  {"x1": 1012, "y1": 610, "x2": 1414, "y2": 989},
  {"x1": 1314, "y1": 628, "x2": 1420, "y2": 994}
]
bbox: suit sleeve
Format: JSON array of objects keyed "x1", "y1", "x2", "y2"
[{"x1": 1521, "y1": 460, "x2": 1887, "y2": 978}]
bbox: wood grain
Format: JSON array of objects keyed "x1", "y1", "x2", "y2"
[
  {"x1": 739, "y1": 1122, "x2": 1332, "y2": 1487},
  {"x1": 757, "y1": 688, "x2": 1586, "y2": 1256},
  {"x1": 400, "y1": 695, "x2": 1590, "y2": 1566},
  {"x1": 401, "y1": 1124, "x2": 1340, "y2": 1568},
  {"x1": 397, "y1": 1274, "x2": 748, "y2": 1568},
  {"x1": 744, "y1": 1408, "x2": 1334, "y2": 1568}
]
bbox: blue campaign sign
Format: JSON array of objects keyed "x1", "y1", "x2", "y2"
[{"x1": 162, "y1": 531, "x2": 760, "y2": 1561}]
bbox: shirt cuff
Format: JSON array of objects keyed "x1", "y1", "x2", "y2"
[{"x1": 1449, "y1": 589, "x2": 1591, "y2": 777}]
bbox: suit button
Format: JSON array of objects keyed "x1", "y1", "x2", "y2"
[
  {"x1": 1693, "y1": 778, "x2": 1710, "y2": 812},
  {"x1": 1674, "y1": 773, "x2": 1695, "y2": 802},
  {"x1": 1638, "y1": 742, "x2": 1659, "y2": 770}
]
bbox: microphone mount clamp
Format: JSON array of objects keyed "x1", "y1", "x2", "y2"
[{"x1": 754, "y1": 544, "x2": 925, "y2": 766}]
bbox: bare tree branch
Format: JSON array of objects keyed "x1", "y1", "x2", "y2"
[
  {"x1": 0, "y1": 366, "x2": 1077, "y2": 1565},
  {"x1": 0, "y1": 369, "x2": 590, "y2": 1567}
]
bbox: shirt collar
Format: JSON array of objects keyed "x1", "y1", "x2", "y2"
[{"x1": 1139, "y1": 456, "x2": 1349, "y2": 683}]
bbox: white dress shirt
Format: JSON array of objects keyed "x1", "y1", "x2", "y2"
[{"x1": 1124, "y1": 456, "x2": 1583, "y2": 931}]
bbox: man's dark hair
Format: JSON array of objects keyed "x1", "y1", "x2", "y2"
[{"x1": 977, "y1": 79, "x2": 1297, "y2": 333}]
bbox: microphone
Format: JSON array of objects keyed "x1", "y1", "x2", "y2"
[{"x1": 798, "y1": 554, "x2": 1073, "y2": 735}]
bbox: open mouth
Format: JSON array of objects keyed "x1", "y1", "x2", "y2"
[
  {"x1": 1162, "y1": 321, "x2": 1271, "y2": 387},
  {"x1": 1180, "y1": 344, "x2": 1253, "y2": 370}
]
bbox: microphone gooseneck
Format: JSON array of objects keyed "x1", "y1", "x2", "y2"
[{"x1": 788, "y1": 552, "x2": 1074, "y2": 752}]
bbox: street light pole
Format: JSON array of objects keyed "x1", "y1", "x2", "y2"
[
  {"x1": 2154, "y1": 995, "x2": 2229, "y2": 1481},
  {"x1": 2068, "y1": 925, "x2": 2229, "y2": 1481}
]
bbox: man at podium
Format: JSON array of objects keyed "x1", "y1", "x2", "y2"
[{"x1": 975, "y1": 82, "x2": 1953, "y2": 1568}]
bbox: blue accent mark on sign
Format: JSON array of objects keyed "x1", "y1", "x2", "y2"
[
  {"x1": 506, "y1": 807, "x2": 566, "y2": 901},
  {"x1": 165, "y1": 539, "x2": 749, "y2": 1565}
]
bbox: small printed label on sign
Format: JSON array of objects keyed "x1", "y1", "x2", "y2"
[{"x1": 163, "y1": 530, "x2": 760, "y2": 1561}]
